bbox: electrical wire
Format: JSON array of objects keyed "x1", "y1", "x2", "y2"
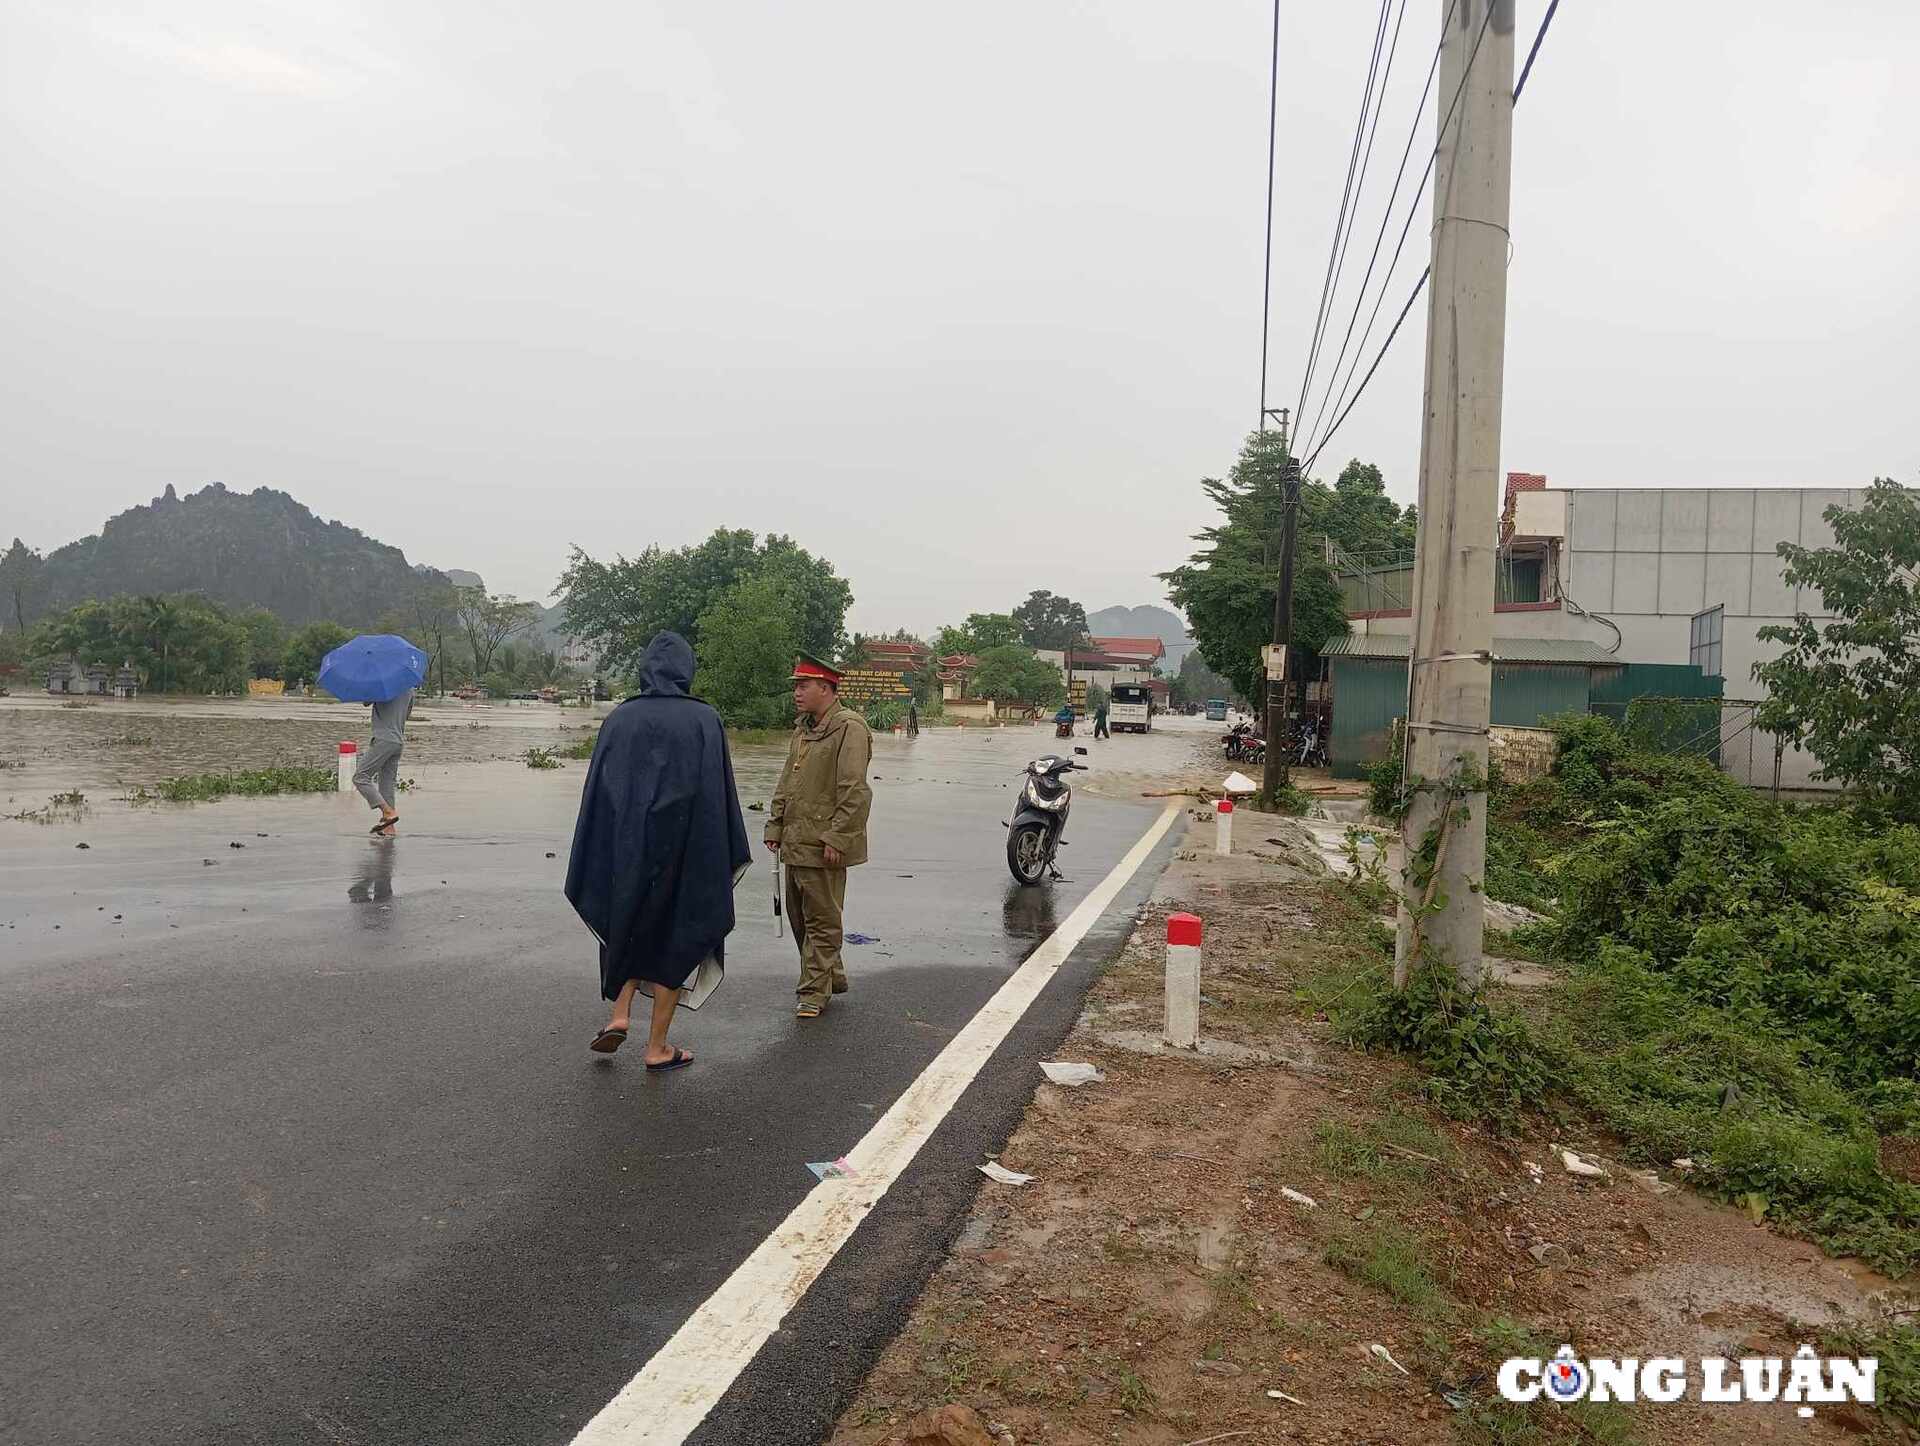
[
  {"x1": 1300, "y1": 0, "x2": 1524, "y2": 473},
  {"x1": 1304, "y1": 0, "x2": 1494, "y2": 468},
  {"x1": 1256, "y1": 0, "x2": 1281, "y2": 431},
  {"x1": 1292, "y1": 0, "x2": 1448, "y2": 459},
  {"x1": 1290, "y1": 0, "x2": 1394, "y2": 448}
]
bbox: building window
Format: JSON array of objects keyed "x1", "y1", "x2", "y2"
[{"x1": 1689, "y1": 605, "x2": 1724, "y2": 678}]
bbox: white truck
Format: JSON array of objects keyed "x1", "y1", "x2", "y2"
[{"x1": 1108, "y1": 683, "x2": 1153, "y2": 734}]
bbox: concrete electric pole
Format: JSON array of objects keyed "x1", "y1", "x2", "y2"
[
  {"x1": 1394, "y1": 0, "x2": 1514, "y2": 990},
  {"x1": 1260, "y1": 448, "x2": 1302, "y2": 804}
]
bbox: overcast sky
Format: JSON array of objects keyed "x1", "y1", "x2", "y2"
[{"x1": 4, "y1": 1, "x2": 1914, "y2": 636}]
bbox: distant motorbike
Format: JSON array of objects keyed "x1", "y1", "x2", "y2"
[
  {"x1": 1055, "y1": 719, "x2": 1074, "y2": 739},
  {"x1": 1005, "y1": 748, "x2": 1088, "y2": 885},
  {"x1": 1222, "y1": 722, "x2": 1253, "y2": 760}
]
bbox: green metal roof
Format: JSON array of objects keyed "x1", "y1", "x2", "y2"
[{"x1": 1321, "y1": 633, "x2": 1623, "y2": 666}]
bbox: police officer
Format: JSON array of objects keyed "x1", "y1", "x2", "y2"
[{"x1": 765, "y1": 655, "x2": 873, "y2": 1018}]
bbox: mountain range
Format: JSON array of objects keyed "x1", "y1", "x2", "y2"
[
  {"x1": 29, "y1": 484, "x2": 1184, "y2": 659},
  {"x1": 40, "y1": 484, "x2": 455, "y2": 630},
  {"x1": 1088, "y1": 604, "x2": 1195, "y2": 669}
]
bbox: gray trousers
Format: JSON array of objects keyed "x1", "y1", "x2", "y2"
[{"x1": 353, "y1": 739, "x2": 403, "y2": 810}]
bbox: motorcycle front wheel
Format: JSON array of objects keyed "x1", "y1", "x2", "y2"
[{"x1": 1006, "y1": 821, "x2": 1050, "y2": 885}]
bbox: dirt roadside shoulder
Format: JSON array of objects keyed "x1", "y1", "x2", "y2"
[{"x1": 824, "y1": 804, "x2": 1910, "y2": 1446}]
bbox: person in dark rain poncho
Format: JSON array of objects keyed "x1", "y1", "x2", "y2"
[{"x1": 565, "y1": 632, "x2": 752, "y2": 1070}]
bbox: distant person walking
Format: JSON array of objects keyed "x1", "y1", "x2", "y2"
[
  {"x1": 1093, "y1": 698, "x2": 1110, "y2": 740},
  {"x1": 566, "y1": 633, "x2": 751, "y2": 1070},
  {"x1": 355, "y1": 688, "x2": 415, "y2": 836},
  {"x1": 907, "y1": 698, "x2": 920, "y2": 737},
  {"x1": 766, "y1": 655, "x2": 873, "y2": 1018}
]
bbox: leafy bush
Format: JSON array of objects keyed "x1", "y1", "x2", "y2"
[
  {"x1": 862, "y1": 700, "x2": 906, "y2": 731},
  {"x1": 523, "y1": 747, "x2": 561, "y2": 770},
  {"x1": 1343, "y1": 962, "x2": 1548, "y2": 1131},
  {"x1": 149, "y1": 767, "x2": 335, "y2": 802}
]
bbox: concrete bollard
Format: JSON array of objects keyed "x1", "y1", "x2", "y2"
[
  {"x1": 1215, "y1": 798, "x2": 1233, "y2": 855},
  {"x1": 1164, "y1": 912, "x2": 1202, "y2": 1050},
  {"x1": 337, "y1": 741, "x2": 358, "y2": 793}
]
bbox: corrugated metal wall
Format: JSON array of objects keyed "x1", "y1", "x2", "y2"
[
  {"x1": 1328, "y1": 660, "x2": 1601, "y2": 778},
  {"x1": 1329, "y1": 658, "x2": 1408, "y2": 777}
]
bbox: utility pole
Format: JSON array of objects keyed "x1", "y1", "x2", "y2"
[
  {"x1": 1261, "y1": 447, "x2": 1302, "y2": 804},
  {"x1": 1394, "y1": 0, "x2": 1514, "y2": 990}
]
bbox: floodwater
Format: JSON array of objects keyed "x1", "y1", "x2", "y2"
[
  {"x1": 0, "y1": 693, "x2": 608, "y2": 810},
  {"x1": 0, "y1": 692, "x2": 1230, "y2": 823}
]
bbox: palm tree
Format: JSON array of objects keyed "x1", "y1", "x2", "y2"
[{"x1": 141, "y1": 595, "x2": 180, "y2": 694}]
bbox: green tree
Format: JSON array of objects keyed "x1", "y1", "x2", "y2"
[
  {"x1": 30, "y1": 592, "x2": 248, "y2": 693},
  {"x1": 1011, "y1": 591, "x2": 1090, "y2": 650},
  {"x1": 970, "y1": 644, "x2": 1066, "y2": 709},
  {"x1": 1160, "y1": 431, "x2": 1348, "y2": 704},
  {"x1": 0, "y1": 539, "x2": 46, "y2": 632},
  {"x1": 1319, "y1": 459, "x2": 1419, "y2": 557},
  {"x1": 455, "y1": 587, "x2": 538, "y2": 676},
  {"x1": 1173, "y1": 648, "x2": 1239, "y2": 709},
  {"x1": 284, "y1": 621, "x2": 353, "y2": 687},
  {"x1": 409, "y1": 582, "x2": 462, "y2": 695},
  {"x1": 694, "y1": 571, "x2": 802, "y2": 728},
  {"x1": 555, "y1": 529, "x2": 851, "y2": 677},
  {"x1": 1754, "y1": 479, "x2": 1920, "y2": 821},
  {"x1": 237, "y1": 607, "x2": 285, "y2": 680}
]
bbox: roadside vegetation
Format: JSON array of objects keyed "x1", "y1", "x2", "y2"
[
  {"x1": 1339, "y1": 716, "x2": 1920, "y2": 1272},
  {"x1": 130, "y1": 766, "x2": 337, "y2": 803}
]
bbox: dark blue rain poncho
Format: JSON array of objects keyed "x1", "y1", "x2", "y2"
[{"x1": 564, "y1": 633, "x2": 753, "y2": 999}]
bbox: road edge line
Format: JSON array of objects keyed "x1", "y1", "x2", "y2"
[{"x1": 572, "y1": 799, "x2": 1182, "y2": 1444}]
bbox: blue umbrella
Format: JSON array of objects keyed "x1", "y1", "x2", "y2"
[{"x1": 318, "y1": 634, "x2": 429, "y2": 703}]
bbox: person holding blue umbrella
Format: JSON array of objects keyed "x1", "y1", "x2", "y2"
[{"x1": 318, "y1": 634, "x2": 429, "y2": 837}]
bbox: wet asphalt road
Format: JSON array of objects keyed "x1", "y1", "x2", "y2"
[{"x1": 1, "y1": 726, "x2": 1177, "y2": 1446}]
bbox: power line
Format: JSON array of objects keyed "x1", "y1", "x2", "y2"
[
  {"x1": 1300, "y1": 0, "x2": 1498, "y2": 470},
  {"x1": 1256, "y1": 0, "x2": 1281, "y2": 431},
  {"x1": 1293, "y1": 0, "x2": 1448, "y2": 458},
  {"x1": 1291, "y1": 0, "x2": 1394, "y2": 448},
  {"x1": 1513, "y1": 0, "x2": 1560, "y2": 101},
  {"x1": 1301, "y1": 0, "x2": 1565, "y2": 474}
]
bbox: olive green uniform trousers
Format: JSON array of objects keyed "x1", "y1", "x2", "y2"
[{"x1": 785, "y1": 864, "x2": 849, "y2": 1006}]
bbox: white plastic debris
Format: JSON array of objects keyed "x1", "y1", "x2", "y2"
[
  {"x1": 1279, "y1": 1187, "x2": 1319, "y2": 1210},
  {"x1": 1673, "y1": 1156, "x2": 1697, "y2": 1171},
  {"x1": 1039, "y1": 1061, "x2": 1106, "y2": 1088},
  {"x1": 1523, "y1": 1160, "x2": 1545, "y2": 1184},
  {"x1": 1559, "y1": 1148, "x2": 1609, "y2": 1180},
  {"x1": 1369, "y1": 1343, "x2": 1413, "y2": 1376},
  {"x1": 978, "y1": 1162, "x2": 1035, "y2": 1186},
  {"x1": 1267, "y1": 1389, "x2": 1306, "y2": 1404},
  {"x1": 805, "y1": 1157, "x2": 857, "y2": 1181},
  {"x1": 1222, "y1": 771, "x2": 1258, "y2": 795}
]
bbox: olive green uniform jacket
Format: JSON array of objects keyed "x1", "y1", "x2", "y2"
[{"x1": 765, "y1": 703, "x2": 873, "y2": 867}]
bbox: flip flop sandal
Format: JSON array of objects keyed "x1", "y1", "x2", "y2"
[
  {"x1": 646, "y1": 1048, "x2": 694, "y2": 1072},
  {"x1": 370, "y1": 817, "x2": 399, "y2": 835},
  {"x1": 795, "y1": 1002, "x2": 824, "y2": 1018},
  {"x1": 589, "y1": 1026, "x2": 627, "y2": 1054}
]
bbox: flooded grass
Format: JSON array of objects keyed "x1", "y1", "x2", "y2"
[
  {"x1": 133, "y1": 767, "x2": 337, "y2": 803},
  {"x1": 523, "y1": 747, "x2": 562, "y2": 770}
]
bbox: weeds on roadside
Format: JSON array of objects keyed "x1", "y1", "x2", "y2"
[
  {"x1": 523, "y1": 747, "x2": 561, "y2": 770},
  {"x1": 558, "y1": 731, "x2": 598, "y2": 760},
  {"x1": 146, "y1": 767, "x2": 335, "y2": 801},
  {"x1": 1324, "y1": 1223, "x2": 1451, "y2": 1317}
]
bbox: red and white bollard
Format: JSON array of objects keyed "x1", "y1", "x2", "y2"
[
  {"x1": 337, "y1": 740, "x2": 358, "y2": 793},
  {"x1": 1164, "y1": 912, "x2": 1203, "y2": 1050},
  {"x1": 1215, "y1": 798, "x2": 1233, "y2": 855}
]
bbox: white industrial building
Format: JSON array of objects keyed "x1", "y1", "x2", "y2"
[{"x1": 1348, "y1": 477, "x2": 1879, "y2": 790}]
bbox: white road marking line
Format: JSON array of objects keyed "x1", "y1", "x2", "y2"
[{"x1": 573, "y1": 801, "x2": 1182, "y2": 1445}]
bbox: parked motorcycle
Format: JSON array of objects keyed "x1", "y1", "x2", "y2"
[
  {"x1": 1222, "y1": 722, "x2": 1254, "y2": 760},
  {"x1": 1005, "y1": 748, "x2": 1088, "y2": 885}
]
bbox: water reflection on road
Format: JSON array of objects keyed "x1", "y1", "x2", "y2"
[{"x1": 347, "y1": 840, "x2": 398, "y2": 925}]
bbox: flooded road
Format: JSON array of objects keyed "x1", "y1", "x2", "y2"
[
  {"x1": 1, "y1": 718, "x2": 1198, "y2": 1445},
  {"x1": 0, "y1": 693, "x2": 607, "y2": 809}
]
